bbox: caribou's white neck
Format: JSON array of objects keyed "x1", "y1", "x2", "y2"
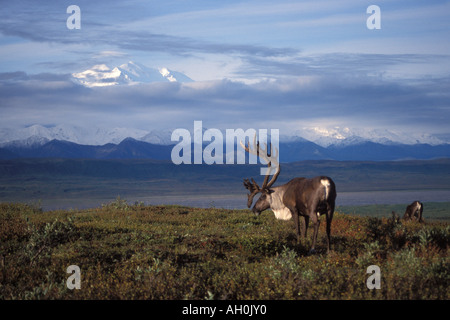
[
  {"x1": 268, "y1": 186, "x2": 292, "y2": 220},
  {"x1": 416, "y1": 202, "x2": 422, "y2": 212}
]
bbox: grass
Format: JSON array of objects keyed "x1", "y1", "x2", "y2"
[
  {"x1": 0, "y1": 199, "x2": 448, "y2": 300},
  {"x1": 338, "y1": 202, "x2": 450, "y2": 221}
]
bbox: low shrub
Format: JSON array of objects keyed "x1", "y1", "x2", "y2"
[{"x1": 0, "y1": 202, "x2": 448, "y2": 299}]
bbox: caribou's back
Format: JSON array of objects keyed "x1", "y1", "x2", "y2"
[{"x1": 283, "y1": 176, "x2": 336, "y2": 214}]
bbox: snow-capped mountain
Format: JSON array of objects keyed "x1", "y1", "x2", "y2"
[
  {"x1": 1, "y1": 124, "x2": 449, "y2": 161},
  {"x1": 1, "y1": 124, "x2": 448, "y2": 148},
  {"x1": 140, "y1": 129, "x2": 175, "y2": 145},
  {"x1": 0, "y1": 124, "x2": 149, "y2": 147},
  {"x1": 72, "y1": 61, "x2": 193, "y2": 87},
  {"x1": 289, "y1": 127, "x2": 447, "y2": 147}
]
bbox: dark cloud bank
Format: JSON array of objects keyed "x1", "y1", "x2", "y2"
[{"x1": 0, "y1": 69, "x2": 449, "y2": 138}]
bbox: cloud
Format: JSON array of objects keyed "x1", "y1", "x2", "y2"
[
  {"x1": 0, "y1": 70, "x2": 448, "y2": 137},
  {"x1": 236, "y1": 52, "x2": 450, "y2": 81},
  {"x1": 0, "y1": 2, "x2": 298, "y2": 61},
  {"x1": 0, "y1": 1, "x2": 448, "y2": 138},
  {"x1": 93, "y1": 51, "x2": 129, "y2": 58}
]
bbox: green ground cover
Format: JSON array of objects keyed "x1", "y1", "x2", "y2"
[{"x1": 1, "y1": 200, "x2": 448, "y2": 300}]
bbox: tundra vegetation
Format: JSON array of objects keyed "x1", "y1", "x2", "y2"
[{"x1": 0, "y1": 199, "x2": 448, "y2": 300}]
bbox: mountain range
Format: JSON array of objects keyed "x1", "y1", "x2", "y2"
[
  {"x1": 1, "y1": 132, "x2": 449, "y2": 162},
  {"x1": 2, "y1": 124, "x2": 449, "y2": 147}
]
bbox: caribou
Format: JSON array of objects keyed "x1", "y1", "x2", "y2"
[
  {"x1": 403, "y1": 201, "x2": 424, "y2": 222},
  {"x1": 240, "y1": 137, "x2": 337, "y2": 253}
]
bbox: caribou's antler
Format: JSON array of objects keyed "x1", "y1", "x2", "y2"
[
  {"x1": 257, "y1": 141, "x2": 280, "y2": 188},
  {"x1": 243, "y1": 178, "x2": 261, "y2": 208},
  {"x1": 240, "y1": 134, "x2": 280, "y2": 207}
]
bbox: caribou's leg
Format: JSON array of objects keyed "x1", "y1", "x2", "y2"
[
  {"x1": 301, "y1": 215, "x2": 309, "y2": 238},
  {"x1": 325, "y1": 203, "x2": 334, "y2": 253},
  {"x1": 418, "y1": 204, "x2": 424, "y2": 223},
  {"x1": 309, "y1": 210, "x2": 320, "y2": 254},
  {"x1": 284, "y1": 203, "x2": 302, "y2": 244},
  {"x1": 291, "y1": 209, "x2": 301, "y2": 243}
]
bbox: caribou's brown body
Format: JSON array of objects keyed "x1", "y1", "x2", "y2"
[
  {"x1": 403, "y1": 201, "x2": 424, "y2": 222},
  {"x1": 241, "y1": 137, "x2": 336, "y2": 253}
]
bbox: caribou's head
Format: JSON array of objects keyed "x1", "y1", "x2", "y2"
[{"x1": 240, "y1": 136, "x2": 280, "y2": 216}]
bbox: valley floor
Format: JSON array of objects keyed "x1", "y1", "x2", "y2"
[{"x1": 1, "y1": 158, "x2": 450, "y2": 217}]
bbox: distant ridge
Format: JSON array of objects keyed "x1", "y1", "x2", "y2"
[
  {"x1": 2, "y1": 124, "x2": 448, "y2": 148},
  {"x1": 0, "y1": 138, "x2": 172, "y2": 160},
  {"x1": 1, "y1": 137, "x2": 449, "y2": 161}
]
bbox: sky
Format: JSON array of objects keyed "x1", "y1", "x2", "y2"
[{"x1": 0, "y1": 0, "x2": 449, "y2": 140}]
